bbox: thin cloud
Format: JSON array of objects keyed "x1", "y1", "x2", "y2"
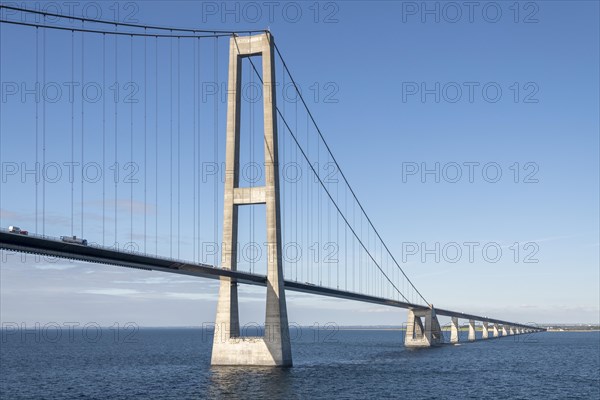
[
  {"x1": 164, "y1": 292, "x2": 216, "y2": 301},
  {"x1": 80, "y1": 288, "x2": 143, "y2": 297},
  {"x1": 35, "y1": 263, "x2": 78, "y2": 271},
  {"x1": 112, "y1": 277, "x2": 200, "y2": 285}
]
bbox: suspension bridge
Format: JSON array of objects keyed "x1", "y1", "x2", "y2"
[{"x1": 0, "y1": 5, "x2": 543, "y2": 367}]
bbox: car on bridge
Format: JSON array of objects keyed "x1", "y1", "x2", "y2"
[
  {"x1": 60, "y1": 236, "x2": 88, "y2": 246},
  {"x1": 8, "y1": 226, "x2": 28, "y2": 235}
]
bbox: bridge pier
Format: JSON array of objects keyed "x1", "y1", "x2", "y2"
[
  {"x1": 509, "y1": 327, "x2": 515, "y2": 335},
  {"x1": 501, "y1": 325, "x2": 508, "y2": 336},
  {"x1": 405, "y1": 307, "x2": 443, "y2": 347},
  {"x1": 468, "y1": 319, "x2": 476, "y2": 341},
  {"x1": 482, "y1": 322, "x2": 489, "y2": 339},
  {"x1": 450, "y1": 317, "x2": 460, "y2": 343},
  {"x1": 493, "y1": 323, "x2": 499, "y2": 338},
  {"x1": 211, "y1": 32, "x2": 292, "y2": 367}
]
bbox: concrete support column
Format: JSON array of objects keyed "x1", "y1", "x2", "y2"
[
  {"x1": 468, "y1": 319, "x2": 476, "y2": 341},
  {"x1": 405, "y1": 307, "x2": 443, "y2": 348},
  {"x1": 405, "y1": 309, "x2": 424, "y2": 343},
  {"x1": 211, "y1": 32, "x2": 292, "y2": 367},
  {"x1": 450, "y1": 317, "x2": 460, "y2": 343},
  {"x1": 501, "y1": 325, "x2": 508, "y2": 336},
  {"x1": 493, "y1": 323, "x2": 499, "y2": 338},
  {"x1": 509, "y1": 327, "x2": 515, "y2": 335},
  {"x1": 482, "y1": 322, "x2": 489, "y2": 339}
]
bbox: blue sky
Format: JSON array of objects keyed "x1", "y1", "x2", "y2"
[{"x1": 1, "y1": 1, "x2": 598, "y2": 326}]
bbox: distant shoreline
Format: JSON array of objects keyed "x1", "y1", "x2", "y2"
[{"x1": 2, "y1": 326, "x2": 598, "y2": 332}]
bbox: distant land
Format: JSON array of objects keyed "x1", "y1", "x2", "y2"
[
  {"x1": 542, "y1": 324, "x2": 600, "y2": 332},
  {"x1": 4, "y1": 324, "x2": 596, "y2": 331}
]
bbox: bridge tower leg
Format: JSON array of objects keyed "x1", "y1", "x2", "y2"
[
  {"x1": 450, "y1": 317, "x2": 460, "y2": 343},
  {"x1": 468, "y1": 319, "x2": 476, "y2": 341},
  {"x1": 211, "y1": 32, "x2": 292, "y2": 367},
  {"x1": 405, "y1": 307, "x2": 443, "y2": 347}
]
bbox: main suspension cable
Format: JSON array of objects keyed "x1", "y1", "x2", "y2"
[
  {"x1": 0, "y1": 5, "x2": 265, "y2": 34},
  {"x1": 273, "y1": 41, "x2": 429, "y2": 305},
  {"x1": 0, "y1": 19, "x2": 234, "y2": 38}
]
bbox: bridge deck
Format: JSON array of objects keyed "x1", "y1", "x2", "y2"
[{"x1": 0, "y1": 231, "x2": 541, "y2": 330}]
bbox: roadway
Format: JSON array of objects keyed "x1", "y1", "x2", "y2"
[{"x1": 0, "y1": 230, "x2": 543, "y2": 331}]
